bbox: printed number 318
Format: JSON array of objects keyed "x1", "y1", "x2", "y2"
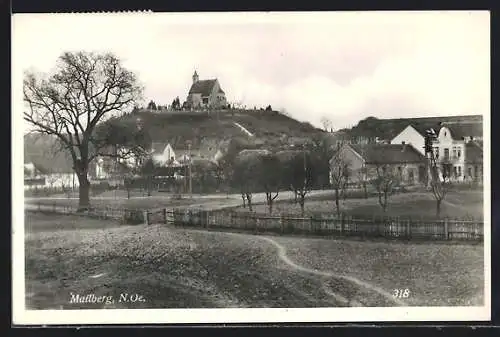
[{"x1": 393, "y1": 289, "x2": 410, "y2": 298}]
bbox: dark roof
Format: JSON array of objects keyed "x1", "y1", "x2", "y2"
[
  {"x1": 374, "y1": 115, "x2": 483, "y2": 140},
  {"x1": 465, "y1": 141, "x2": 483, "y2": 164},
  {"x1": 189, "y1": 79, "x2": 218, "y2": 96},
  {"x1": 349, "y1": 144, "x2": 425, "y2": 164},
  {"x1": 445, "y1": 123, "x2": 483, "y2": 140}
]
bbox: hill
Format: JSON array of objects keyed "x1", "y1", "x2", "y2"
[{"x1": 114, "y1": 108, "x2": 324, "y2": 149}]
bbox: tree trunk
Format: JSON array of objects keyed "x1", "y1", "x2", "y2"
[
  {"x1": 436, "y1": 199, "x2": 442, "y2": 217},
  {"x1": 269, "y1": 198, "x2": 273, "y2": 214},
  {"x1": 383, "y1": 191, "x2": 388, "y2": 212},
  {"x1": 299, "y1": 197, "x2": 305, "y2": 216},
  {"x1": 363, "y1": 183, "x2": 368, "y2": 199},
  {"x1": 241, "y1": 193, "x2": 246, "y2": 208},
  {"x1": 127, "y1": 188, "x2": 130, "y2": 199},
  {"x1": 77, "y1": 173, "x2": 90, "y2": 211},
  {"x1": 335, "y1": 188, "x2": 340, "y2": 217},
  {"x1": 246, "y1": 193, "x2": 253, "y2": 212},
  {"x1": 294, "y1": 191, "x2": 298, "y2": 204}
]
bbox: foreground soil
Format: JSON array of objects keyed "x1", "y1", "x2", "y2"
[{"x1": 24, "y1": 212, "x2": 484, "y2": 309}]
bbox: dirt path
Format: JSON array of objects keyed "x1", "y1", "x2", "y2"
[{"x1": 219, "y1": 231, "x2": 408, "y2": 306}]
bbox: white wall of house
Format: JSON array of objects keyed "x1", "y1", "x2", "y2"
[
  {"x1": 434, "y1": 126, "x2": 466, "y2": 181},
  {"x1": 152, "y1": 144, "x2": 177, "y2": 166},
  {"x1": 391, "y1": 125, "x2": 425, "y2": 155},
  {"x1": 25, "y1": 172, "x2": 79, "y2": 190}
]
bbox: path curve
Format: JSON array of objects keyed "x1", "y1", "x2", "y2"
[{"x1": 226, "y1": 232, "x2": 407, "y2": 306}]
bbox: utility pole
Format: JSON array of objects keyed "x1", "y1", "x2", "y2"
[{"x1": 188, "y1": 142, "x2": 192, "y2": 198}]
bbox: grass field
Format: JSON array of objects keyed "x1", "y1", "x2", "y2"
[
  {"x1": 234, "y1": 191, "x2": 484, "y2": 219},
  {"x1": 24, "y1": 212, "x2": 484, "y2": 309}
]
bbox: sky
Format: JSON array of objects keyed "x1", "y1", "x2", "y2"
[{"x1": 12, "y1": 11, "x2": 490, "y2": 130}]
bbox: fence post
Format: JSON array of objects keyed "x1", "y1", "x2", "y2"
[
  {"x1": 163, "y1": 208, "x2": 167, "y2": 224},
  {"x1": 310, "y1": 216, "x2": 314, "y2": 235},
  {"x1": 444, "y1": 218, "x2": 449, "y2": 240},
  {"x1": 143, "y1": 210, "x2": 150, "y2": 226}
]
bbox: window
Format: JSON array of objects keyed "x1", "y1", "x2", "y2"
[
  {"x1": 444, "y1": 148, "x2": 449, "y2": 159},
  {"x1": 202, "y1": 97, "x2": 208, "y2": 104},
  {"x1": 458, "y1": 166, "x2": 462, "y2": 177},
  {"x1": 452, "y1": 147, "x2": 457, "y2": 158},
  {"x1": 453, "y1": 166, "x2": 458, "y2": 177},
  {"x1": 458, "y1": 148, "x2": 461, "y2": 158},
  {"x1": 401, "y1": 141, "x2": 405, "y2": 145},
  {"x1": 434, "y1": 147, "x2": 439, "y2": 159},
  {"x1": 468, "y1": 167, "x2": 472, "y2": 177}
]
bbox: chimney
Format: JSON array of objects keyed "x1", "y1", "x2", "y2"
[{"x1": 401, "y1": 143, "x2": 407, "y2": 152}]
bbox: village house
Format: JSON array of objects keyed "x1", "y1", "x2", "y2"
[
  {"x1": 390, "y1": 116, "x2": 483, "y2": 182},
  {"x1": 150, "y1": 139, "x2": 227, "y2": 167},
  {"x1": 24, "y1": 155, "x2": 79, "y2": 189},
  {"x1": 185, "y1": 70, "x2": 227, "y2": 109},
  {"x1": 332, "y1": 143, "x2": 427, "y2": 186}
]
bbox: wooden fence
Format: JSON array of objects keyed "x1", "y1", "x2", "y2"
[
  {"x1": 145, "y1": 208, "x2": 483, "y2": 242},
  {"x1": 26, "y1": 202, "x2": 483, "y2": 242}
]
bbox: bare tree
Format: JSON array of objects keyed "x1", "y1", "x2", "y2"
[
  {"x1": 328, "y1": 149, "x2": 350, "y2": 217},
  {"x1": 371, "y1": 164, "x2": 399, "y2": 213},
  {"x1": 258, "y1": 153, "x2": 282, "y2": 214},
  {"x1": 320, "y1": 116, "x2": 333, "y2": 132},
  {"x1": 430, "y1": 164, "x2": 451, "y2": 217},
  {"x1": 23, "y1": 51, "x2": 143, "y2": 210},
  {"x1": 357, "y1": 166, "x2": 369, "y2": 199}
]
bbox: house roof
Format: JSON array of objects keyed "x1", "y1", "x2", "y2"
[
  {"x1": 349, "y1": 143, "x2": 425, "y2": 164},
  {"x1": 188, "y1": 79, "x2": 218, "y2": 96},
  {"x1": 151, "y1": 142, "x2": 170, "y2": 155},
  {"x1": 465, "y1": 141, "x2": 483, "y2": 164},
  {"x1": 445, "y1": 123, "x2": 483, "y2": 140},
  {"x1": 387, "y1": 115, "x2": 483, "y2": 140}
]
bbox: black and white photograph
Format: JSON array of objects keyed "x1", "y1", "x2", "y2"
[{"x1": 12, "y1": 11, "x2": 490, "y2": 324}]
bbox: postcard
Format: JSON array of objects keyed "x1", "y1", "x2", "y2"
[{"x1": 12, "y1": 10, "x2": 491, "y2": 325}]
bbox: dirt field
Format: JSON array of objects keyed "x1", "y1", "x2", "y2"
[{"x1": 24, "y1": 212, "x2": 484, "y2": 310}]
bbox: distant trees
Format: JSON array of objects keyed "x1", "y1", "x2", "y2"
[
  {"x1": 147, "y1": 100, "x2": 157, "y2": 110},
  {"x1": 265, "y1": 105, "x2": 273, "y2": 111},
  {"x1": 171, "y1": 97, "x2": 181, "y2": 110}
]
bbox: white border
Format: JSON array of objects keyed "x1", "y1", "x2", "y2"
[{"x1": 12, "y1": 11, "x2": 491, "y2": 325}]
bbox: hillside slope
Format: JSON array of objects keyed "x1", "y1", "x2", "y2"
[{"x1": 115, "y1": 108, "x2": 323, "y2": 148}]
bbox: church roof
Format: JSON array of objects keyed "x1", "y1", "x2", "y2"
[{"x1": 189, "y1": 79, "x2": 218, "y2": 96}]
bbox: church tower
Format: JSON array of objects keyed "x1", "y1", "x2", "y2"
[{"x1": 192, "y1": 70, "x2": 199, "y2": 84}]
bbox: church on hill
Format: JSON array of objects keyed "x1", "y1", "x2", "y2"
[{"x1": 185, "y1": 70, "x2": 227, "y2": 109}]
